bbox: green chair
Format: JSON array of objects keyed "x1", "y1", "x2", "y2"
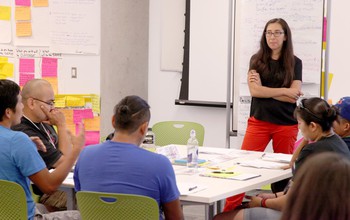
[
  {"x1": 0, "y1": 180, "x2": 27, "y2": 220},
  {"x1": 152, "y1": 121, "x2": 205, "y2": 146},
  {"x1": 76, "y1": 191, "x2": 159, "y2": 220}
]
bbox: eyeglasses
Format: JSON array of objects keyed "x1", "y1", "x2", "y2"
[
  {"x1": 31, "y1": 97, "x2": 55, "y2": 107},
  {"x1": 265, "y1": 31, "x2": 284, "y2": 37},
  {"x1": 297, "y1": 99, "x2": 322, "y2": 121}
]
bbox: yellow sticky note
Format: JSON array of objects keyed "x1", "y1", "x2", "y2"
[
  {"x1": 0, "y1": 57, "x2": 8, "y2": 63},
  {"x1": 0, "y1": 6, "x2": 11, "y2": 21},
  {"x1": 54, "y1": 96, "x2": 66, "y2": 108},
  {"x1": 84, "y1": 116, "x2": 100, "y2": 131},
  {"x1": 0, "y1": 63, "x2": 14, "y2": 77},
  {"x1": 66, "y1": 96, "x2": 85, "y2": 107},
  {"x1": 33, "y1": 0, "x2": 49, "y2": 7},
  {"x1": 91, "y1": 94, "x2": 100, "y2": 114},
  {"x1": 15, "y1": 7, "x2": 31, "y2": 21},
  {"x1": 321, "y1": 72, "x2": 334, "y2": 97},
  {"x1": 16, "y1": 21, "x2": 32, "y2": 36},
  {"x1": 43, "y1": 77, "x2": 58, "y2": 94}
]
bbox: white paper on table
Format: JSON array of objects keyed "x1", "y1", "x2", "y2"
[
  {"x1": 177, "y1": 182, "x2": 207, "y2": 195},
  {"x1": 237, "y1": 159, "x2": 286, "y2": 169},
  {"x1": 261, "y1": 153, "x2": 292, "y2": 163}
]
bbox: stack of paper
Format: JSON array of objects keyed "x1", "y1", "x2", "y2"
[{"x1": 261, "y1": 153, "x2": 292, "y2": 163}]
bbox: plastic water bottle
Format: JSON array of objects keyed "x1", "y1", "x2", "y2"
[
  {"x1": 142, "y1": 128, "x2": 156, "y2": 151},
  {"x1": 187, "y1": 129, "x2": 199, "y2": 173}
]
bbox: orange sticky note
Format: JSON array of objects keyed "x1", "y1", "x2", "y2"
[
  {"x1": 0, "y1": 6, "x2": 11, "y2": 20},
  {"x1": 33, "y1": 0, "x2": 48, "y2": 7},
  {"x1": 60, "y1": 109, "x2": 74, "y2": 124},
  {"x1": 84, "y1": 116, "x2": 100, "y2": 131},
  {"x1": 42, "y1": 77, "x2": 58, "y2": 94},
  {"x1": 15, "y1": 7, "x2": 31, "y2": 21},
  {"x1": 16, "y1": 21, "x2": 32, "y2": 36}
]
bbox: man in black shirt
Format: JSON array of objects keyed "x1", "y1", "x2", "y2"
[{"x1": 12, "y1": 79, "x2": 69, "y2": 211}]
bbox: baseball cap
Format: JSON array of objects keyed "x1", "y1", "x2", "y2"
[{"x1": 334, "y1": 97, "x2": 350, "y2": 121}]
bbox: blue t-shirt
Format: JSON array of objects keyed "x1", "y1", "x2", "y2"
[
  {"x1": 0, "y1": 126, "x2": 46, "y2": 220},
  {"x1": 74, "y1": 141, "x2": 180, "y2": 220}
]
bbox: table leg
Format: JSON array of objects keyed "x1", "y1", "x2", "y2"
[
  {"x1": 60, "y1": 187, "x2": 76, "y2": 210},
  {"x1": 205, "y1": 203, "x2": 215, "y2": 220}
]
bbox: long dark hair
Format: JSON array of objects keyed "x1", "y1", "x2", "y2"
[
  {"x1": 250, "y1": 18, "x2": 295, "y2": 87},
  {"x1": 281, "y1": 152, "x2": 350, "y2": 220},
  {"x1": 113, "y1": 95, "x2": 150, "y2": 133},
  {"x1": 294, "y1": 97, "x2": 337, "y2": 131},
  {"x1": 0, "y1": 79, "x2": 20, "y2": 121}
]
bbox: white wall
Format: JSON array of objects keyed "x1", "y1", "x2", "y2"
[{"x1": 148, "y1": 0, "x2": 237, "y2": 148}]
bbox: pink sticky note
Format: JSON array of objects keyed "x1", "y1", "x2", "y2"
[
  {"x1": 19, "y1": 58, "x2": 35, "y2": 73},
  {"x1": 84, "y1": 131, "x2": 100, "y2": 147},
  {"x1": 19, "y1": 73, "x2": 34, "y2": 86},
  {"x1": 323, "y1": 17, "x2": 327, "y2": 42},
  {"x1": 15, "y1": 0, "x2": 31, "y2": 6},
  {"x1": 73, "y1": 109, "x2": 94, "y2": 124},
  {"x1": 42, "y1": 57, "x2": 58, "y2": 77}
]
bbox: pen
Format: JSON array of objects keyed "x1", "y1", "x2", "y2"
[
  {"x1": 189, "y1": 186, "x2": 198, "y2": 191},
  {"x1": 212, "y1": 171, "x2": 234, "y2": 174}
]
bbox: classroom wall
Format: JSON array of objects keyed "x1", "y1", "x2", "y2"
[
  {"x1": 148, "y1": 0, "x2": 234, "y2": 148},
  {"x1": 100, "y1": 0, "x2": 149, "y2": 137}
]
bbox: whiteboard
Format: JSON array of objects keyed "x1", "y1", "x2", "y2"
[
  {"x1": 187, "y1": 0, "x2": 323, "y2": 104},
  {"x1": 189, "y1": 0, "x2": 232, "y2": 103},
  {"x1": 235, "y1": 0, "x2": 324, "y2": 138},
  {"x1": 235, "y1": 0, "x2": 324, "y2": 86}
]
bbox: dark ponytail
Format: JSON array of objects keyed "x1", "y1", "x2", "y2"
[{"x1": 114, "y1": 95, "x2": 150, "y2": 133}]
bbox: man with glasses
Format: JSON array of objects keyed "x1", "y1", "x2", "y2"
[{"x1": 12, "y1": 79, "x2": 69, "y2": 211}]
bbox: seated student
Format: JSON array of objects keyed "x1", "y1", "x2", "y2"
[
  {"x1": 213, "y1": 97, "x2": 350, "y2": 220},
  {"x1": 73, "y1": 95, "x2": 184, "y2": 220},
  {"x1": 0, "y1": 79, "x2": 85, "y2": 220},
  {"x1": 333, "y1": 96, "x2": 350, "y2": 149},
  {"x1": 12, "y1": 79, "x2": 70, "y2": 211},
  {"x1": 288, "y1": 96, "x2": 350, "y2": 167},
  {"x1": 281, "y1": 152, "x2": 350, "y2": 220}
]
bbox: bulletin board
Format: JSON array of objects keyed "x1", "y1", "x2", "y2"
[{"x1": 0, "y1": 0, "x2": 101, "y2": 146}]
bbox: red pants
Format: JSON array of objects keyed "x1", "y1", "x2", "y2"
[
  {"x1": 241, "y1": 117, "x2": 298, "y2": 154},
  {"x1": 223, "y1": 117, "x2": 298, "y2": 212}
]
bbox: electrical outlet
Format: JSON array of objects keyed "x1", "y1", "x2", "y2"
[{"x1": 71, "y1": 67, "x2": 77, "y2": 78}]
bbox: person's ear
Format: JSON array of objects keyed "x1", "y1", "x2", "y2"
[
  {"x1": 26, "y1": 98, "x2": 35, "y2": 110},
  {"x1": 309, "y1": 122, "x2": 318, "y2": 131},
  {"x1": 111, "y1": 115, "x2": 116, "y2": 128},
  {"x1": 140, "y1": 122, "x2": 148, "y2": 136},
  {"x1": 344, "y1": 121, "x2": 350, "y2": 132},
  {"x1": 4, "y1": 108, "x2": 12, "y2": 119}
]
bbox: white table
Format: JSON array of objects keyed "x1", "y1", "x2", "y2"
[
  {"x1": 174, "y1": 147, "x2": 292, "y2": 219},
  {"x1": 61, "y1": 146, "x2": 292, "y2": 219}
]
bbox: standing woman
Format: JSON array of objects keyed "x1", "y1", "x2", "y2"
[
  {"x1": 242, "y1": 18, "x2": 302, "y2": 154},
  {"x1": 224, "y1": 18, "x2": 303, "y2": 212}
]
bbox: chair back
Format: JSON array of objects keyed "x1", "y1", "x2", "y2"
[
  {"x1": 152, "y1": 121, "x2": 205, "y2": 146},
  {"x1": 0, "y1": 180, "x2": 27, "y2": 220},
  {"x1": 76, "y1": 191, "x2": 159, "y2": 220}
]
